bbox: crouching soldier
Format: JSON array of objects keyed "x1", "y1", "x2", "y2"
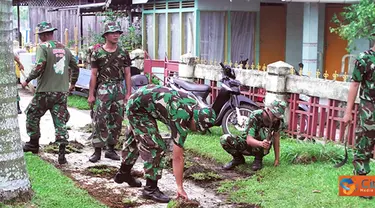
[
  {"x1": 114, "y1": 84, "x2": 216, "y2": 203},
  {"x1": 221, "y1": 100, "x2": 287, "y2": 171}
]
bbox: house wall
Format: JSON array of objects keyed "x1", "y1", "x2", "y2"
[
  {"x1": 285, "y1": 3, "x2": 303, "y2": 70},
  {"x1": 196, "y1": 0, "x2": 260, "y2": 12}
]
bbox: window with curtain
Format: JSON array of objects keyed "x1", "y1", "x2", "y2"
[
  {"x1": 145, "y1": 14, "x2": 154, "y2": 59},
  {"x1": 157, "y1": 13, "x2": 166, "y2": 60},
  {"x1": 200, "y1": 11, "x2": 225, "y2": 62},
  {"x1": 183, "y1": 12, "x2": 195, "y2": 55},
  {"x1": 170, "y1": 13, "x2": 180, "y2": 61},
  {"x1": 231, "y1": 12, "x2": 256, "y2": 64}
]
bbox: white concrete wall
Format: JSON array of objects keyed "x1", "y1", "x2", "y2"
[
  {"x1": 285, "y1": 3, "x2": 304, "y2": 70},
  {"x1": 196, "y1": 0, "x2": 260, "y2": 11}
]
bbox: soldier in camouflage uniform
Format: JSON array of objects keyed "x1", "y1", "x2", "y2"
[
  {"x1": 87, "y1": 22, "x2": 132, "y2": 162},
  {"x1": 22, "y1": 22, "x2": 79, "y2": 165},
  {"x1": 114, "y1": 84, "x2": 216, "y2": 203},
  {"x1": 221, "y1": 100, "x2": 287, "y2": 171},
  {"x1": 343, "y1": 38, "x2": 375, "y2": 200}
]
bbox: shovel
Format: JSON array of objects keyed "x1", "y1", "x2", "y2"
[
  {"x1": 334, "y1": 124, "x2": 349, "y2": 168},
  {"x1": 19, "y1": 70, "x2": 36, "y2": 94}
]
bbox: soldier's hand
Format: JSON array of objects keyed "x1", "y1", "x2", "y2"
[
  {"x1": 259, "y1": 140, "x2": 271, "y2": 149},
  {"x1": 343, "y1": 113, "x2": 352, "y2": 126},
  {"x1": 274, "y1": 159, "x2": 280, "y2": 167},
  {"x1": 69, "y1": 84, "x2": 75, "y2": 92},
  {"x1": 177, "y1": 187, "x2": 188, "y2": 200},
  {"x1": 88, "y1": 95, "x2": 95, "y2": 108}
]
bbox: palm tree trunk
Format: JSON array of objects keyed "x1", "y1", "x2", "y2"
[{"x1": 0, "y1": 0, "x2": 32, "y2": 202}]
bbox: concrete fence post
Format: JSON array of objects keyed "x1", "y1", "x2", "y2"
[
  {"x1": 130, "y1": 48, "x2": 145, "y2": 72},
  {"x1": 264, "y1": 61, "x2": 293, "y2": 124},
  {"x1": 179, "y1": 53, "x2": 197, "y2": 81}
]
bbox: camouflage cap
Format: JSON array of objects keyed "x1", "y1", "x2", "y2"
[
  {"x1": 193, "y1": 106, "x2": 216, "y2": 132},
  {"x1": 269, "y1": 100, "x2": 287, "y2": 119},
  {"x1": 36, "y1": 21, "x2": 57, "y2": 34},
  {"x1": 102, "y1": 22, "x2": 123, "y2": 38}
]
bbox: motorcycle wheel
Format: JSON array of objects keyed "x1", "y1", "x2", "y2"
[{"x1": 222, "y1": 104, "x2": 257, "y2": 137}]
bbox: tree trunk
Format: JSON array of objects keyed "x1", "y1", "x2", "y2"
[{"x1": 0, "y1": 0, "x2": 32, "y2": 202}]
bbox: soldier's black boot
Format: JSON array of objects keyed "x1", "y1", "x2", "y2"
[
  {"x1": 251, "y1": 153, "x2": 264, "y2": 171},
  {"x1": 23, "y1": 137, "x2": 39, "y2": 154},
  {"x1": 89, "y1": 147, "x2": 101, "y2": 163},
  {"x1": 142, "y1": 179, "x2": 170, "y2": 203},
  {"x1": 105, "y1": 145, "x2": 120, "y2": 160},
  {"x1": 17, "y1": 101, "x2": 22, "y2": 114},
  {"x1": 114, "y1": 163, "x2": 142, "y2": 187},
  {"x1": 58, "y1": 144, "x2": 67, "y2": 165},
  {"x1": 223, "y1": 154, "x2": 245, "y2": 170}
]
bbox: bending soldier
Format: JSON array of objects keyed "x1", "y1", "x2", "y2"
[{"x1": 115, "y1": 84, "x2": 216, "y2": 203}]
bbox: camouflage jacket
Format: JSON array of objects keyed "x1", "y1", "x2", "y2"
[
  {"x1": 243, "y1": 109, "x2": 284, "y2": 143},
  {"x1": 90, "y1": 46, "x2": 131, "y2": 86},
  {"x1": 126, "y1": 84, "x2": 197, "y2": 148},
  {"x1": 352, "y1": 49, "x2": 375, "y2": 102},
  {"x1": 26, "y1": 40, "x2": 79, "y2": 92}
]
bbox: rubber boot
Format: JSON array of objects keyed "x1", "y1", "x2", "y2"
[
  {"x1": 114, "y1": 163, "x2": 142, "y2": 187},
  {"x1": 89, "y1": 147, "x2": 101, "y2": 163},
  {"x1": 23, "y1": 137, "x2": 39, "y2": 154},
  {"x1": 105, "y1": 145, "x2": 120, "y2": 160},
  {"x1": 142, "y1": 179, "x2": 170, "y2": 203},
  {"x1": 222, "y1": 154, "x2": 245, "y2": 170},
  {"x1": 58, "y1": 144, "x2": 67, "y2": 165},
  {"x1": 17, "y1": 101, "x2": 22, "y2": 114},
  {"x1": 251, "y1": 153, "x2": 264, "y2": 171}
]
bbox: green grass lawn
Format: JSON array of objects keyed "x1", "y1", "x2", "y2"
[
  {"x1": 67, "y1": 95, "x2": 90, "y2": 110},
  {"x1": 181, "y1": 126, "x2": 375, "y2": 208},
  {"x1": 1, "y1": 153, "x2": 106, "y2": 208}
]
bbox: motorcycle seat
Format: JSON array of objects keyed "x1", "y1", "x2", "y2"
[{"x1": 173, "y1": 78, "x2": 211, "y2": 92}]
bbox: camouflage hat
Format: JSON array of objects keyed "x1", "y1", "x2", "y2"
[
  {"x1": 36, "y1": 21, "x2": 57, "y2": 34},
  {"x1": 193, "y1": 107, "x2": 216, "y2": 132},
  {"x1": 102, "y1": 22, "x2": 123, "y2": 38},
  {"x1": 269, "y1": 100, "x2": 287, "y2": 119}
]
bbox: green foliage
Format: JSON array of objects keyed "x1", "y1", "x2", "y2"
[
  {"x1": 145, "y1": 73, "x2": 162, "y2": 85},
  {"x1": 190, "y1": 172, "x2": 222, "y2": 181},
  {"x1": 330, "y1": 0, "x2": 375, "y2": 52},
  {"x1": 67, "y1": 95, "x2": 90, "y2": 110}
]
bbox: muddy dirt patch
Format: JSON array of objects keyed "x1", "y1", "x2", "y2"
[
  {"x1": 184, "y1": 165, "x2": 223, "y2": 183},
  {"x1": 83, "y1": 165, "x2": 145, "y2": 180},
  {"x1": 42, "y1": 140, "x2": 84, "y2": 154},
  {"x1": 79, "y1": 181, "x2": 143, "y2": 208},
  {"x1": 84, "y1": 165, "x2": 118, "y2": 179},
  {"x1": 167, "y1": 198, "x2": 201, "y2": 208}
]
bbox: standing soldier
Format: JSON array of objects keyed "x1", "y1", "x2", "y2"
[
  {"x1": 87, "y1": 22, "x2": 132, "y2": 162},
  {"x1": 22, "y1": 21, "x2": 79, "y2": 165},
  {"x1": 343, "y1": 35, "x2": 375, "y2": 200},
  {"x1": 221, "y1": 100, "x2": 287, "y2": 171},
  {"x1": 114, "y1": 84, "x2": 216, "y2": 203}
]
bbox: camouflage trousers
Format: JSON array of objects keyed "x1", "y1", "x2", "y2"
[
  {"x1": 121, "y1": 114, "x2": 167, "y2": 181},
  {"x1": 25, "y1": 92, "x2": 70, "y2": 144},
  {"x1": 220, "y1": 134, "x2": 269, "y2": 157},
  {"x1": 353, "y1": 100, "x2": 375, "y2": 175},
  {"x1": 92, "y1": 82, "x2": 125, "y2": 148}
]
